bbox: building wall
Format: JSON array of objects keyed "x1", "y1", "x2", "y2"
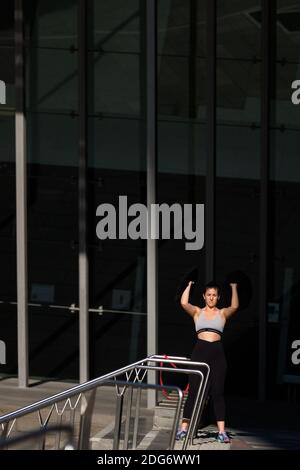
[{"x1": 0, "y1": 0, "x2": 300, "y2": 400}]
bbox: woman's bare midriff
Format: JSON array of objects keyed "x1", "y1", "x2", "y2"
[{"x1": 197, "y1": 331, "x2": 221, "y2": 342}]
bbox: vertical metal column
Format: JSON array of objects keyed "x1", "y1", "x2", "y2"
[
  {"x1": 15, "y1": 0, "x2": 28, "y2": 388},
  {"x1": 187, "y1": 0, "x2": 197, "y2": 204},
  {"x1": 146, "y1": 0, "x2": 157, "y2": 408},
  {"x1": 259, "y1": 0, "x2": 274, "y2": 401},
  {"x1": 205, "y1": 0, "x2": 216, "y2": 282},
  {"x1": 188, "y1": 0, "x2": 197, "y2": 121},
  {"x1": 78, "y1": 0, "x2": 89, "y2": 383}
]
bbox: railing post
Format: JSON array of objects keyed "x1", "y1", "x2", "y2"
[
  {"x1": 123, "y1": 387, "x2": 133, "y2": 449},
  {"x1": 132, "y1": 387, "x2": 142, "y2": 449},
  {"x1": 78, "y1": 389, "x2": 96, "y2": 449},
  {"x1": 113, "y1": 395, "x2": 124, "y2": 450}
]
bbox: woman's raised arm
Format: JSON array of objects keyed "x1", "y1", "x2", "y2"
[
  {"x1": 180, "y1": 281, "x2": 199, "y2": 318},
  {"x1": 222, "y1": 283, "x2": 239, "y2": 319}
]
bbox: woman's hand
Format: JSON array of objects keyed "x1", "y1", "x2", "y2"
[{"x1": 229, "y1": 283, "x2": 238, "y2": 287}]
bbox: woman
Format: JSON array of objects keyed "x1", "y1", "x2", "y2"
[{"x1": 176, "y1": 280, "x2": 239, "y2": 443}]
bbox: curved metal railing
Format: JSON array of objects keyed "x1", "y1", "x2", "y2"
[{"x1": 0, "y1": 355, "x2": 209, "y2": 450}]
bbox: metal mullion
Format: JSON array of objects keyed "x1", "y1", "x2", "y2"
[
  {"x1": 259, "y1": 0, "x2": 275, "y2": 401},
  {"x1": 187, "y1": 0, "x2": 197, "y2": 205},
  {"x1": 15, "y1": 0, "x2": 28, "y2": 388},
  {"x1": 146, "y1": 0, "x2": 157, "y2": 408},
  {"x1": 78, "y1": 0, "x2": 89, "y2": 383},
  {"x1": 205, "y1": 0, "x2": 216, "y2": 282}
]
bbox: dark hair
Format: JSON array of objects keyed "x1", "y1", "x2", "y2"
[{"x1": 203, "y1": 281, "x2": 221, "y2": 295}]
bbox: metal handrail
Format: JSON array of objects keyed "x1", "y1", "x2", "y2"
[
  {"x1": 0, "y1": 381, "x2": 182, "y2": 450},
  {"x1": 0, "y1": 355, "x2": 210, "y2": 450},
  {"x1": 149, "y1": 355, "x2": 210, "y2": 449},
  {"x1": 0, "y1": 378, "x2": 183, "y2": 451},
  {"x1": 105, "y1": 379, "x2": 183, "y2": 450}
]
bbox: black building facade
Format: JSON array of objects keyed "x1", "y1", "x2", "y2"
[{"x1": 0, "y1": 0, "x2": 300, "y2": 404}]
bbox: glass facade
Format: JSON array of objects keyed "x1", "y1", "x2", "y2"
[
  {"x1": 216, "y1": 1, "x2": 261, "y2": 397},
  {"x1": 157, "y1": 0, "x2": 206, "y2": 369},
  {"x1": 87, "y1": 0, "x2": 147, "y2": 376},
  {"x1": 0, "y1": 0, "x2": 299, "y2": 405},
  {"x1": 25, "y1": 1, "x2": 79, "y2": 380},
  {"x1": 268, "y1": 0, "x2": 300, "y2": 399},
  {"x1": 0, "y1": 1, "x2": 17, "y2": 375}
]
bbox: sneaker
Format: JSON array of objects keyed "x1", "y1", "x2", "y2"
[
  {"x1": 217, "y1": 431, "x2": 230, "y2": 443},
  {"x1": 176, "y1": 430, "x2": 188, "y2": 441}
]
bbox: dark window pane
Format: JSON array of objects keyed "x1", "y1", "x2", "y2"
[
  {"x1": 217, "y1": 60, "x2": 261, "y2": 125},
  {"x1": 277, "y1": 0, "x2": 300, "y2": 63},
  {"x1": 216, "y1": 126, "x2": 260, "y2": 397},
  {"x1": 27, "y1": 114, "x2": 78, "y2": 166},
  {"x1": 88, "y1": 0, "x2": 145, "y2": 377},
  {"x1": 26, "y1": 48, "x2": 78, "y2": 113},
  {"x1": 269, "y1": 129, "x2": 300, "y2": 396},
  {"x1": 271, "y1": 63, "x2": 299, "y2": 129},
  {"x1": 26, "y1": 0, "x2": 78, "y2": 49},
  {"x1": 0, "y1": 0, "x2": 14, "y2": 45},
  {"x1": 217, "y1": 2, "x2": 261, "y2": 59},
  {"x1": 91, "y1": 52, "x2": 140, "y2": 115},
  {"x1": 0, "y1": 46, "x2": 14, "y2": 109},
  {"x1": 92, "y1": 0, "x2": 140, "y2": 53},
  {"x1": 89, "y1": 117, "x2": 142, "y2": 170}
]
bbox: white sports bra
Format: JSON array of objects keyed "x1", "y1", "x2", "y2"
[{"x1": 195, "y1": 308, "x2": 225, "y2": 335}]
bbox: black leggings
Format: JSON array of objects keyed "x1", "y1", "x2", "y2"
[{"x1": 183, "y1": 338, "x2": 227, "y2": 422}]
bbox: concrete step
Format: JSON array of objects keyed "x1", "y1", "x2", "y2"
[
  {"x1": 154, "y1": 392, "x2": 187, "y2": 429},
  {"x1": 154, "y1": 405, "x2": 183, "y2": 430}
]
